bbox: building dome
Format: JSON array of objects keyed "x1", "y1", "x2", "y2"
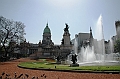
[{"x1": 43, "y1": 23, "x2": 51, "y2": 34}]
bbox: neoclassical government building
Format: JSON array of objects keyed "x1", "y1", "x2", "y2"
[
  {"x1": 27, "y1": 23, "x2": 72, "y2": 59},
  {"x1": 19, "y1": 22, "x2": 94, "y2": 59},
  {"x1": 17, "y1": 20, "x2": 120, "y2": 59}
]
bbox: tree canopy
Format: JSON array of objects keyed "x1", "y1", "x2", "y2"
[
  {"x1": 0, "y1": 16, "x2": 26, "y2": 57},
  {"x1": 114, "y1": 39, "x2": 120, "y2": 54}
]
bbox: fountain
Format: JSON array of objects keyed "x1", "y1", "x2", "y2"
[
  {"x1": 67, "y1": 15, "x2": 120, "y2": 66},
  {"x1": 66, "y1": 38, "x2": 78, "y2": 64},
  {"x1": 105, "y1": 38, "x2": 114, "y2": 61},
  {"x1": 74, "y1": 37, "x2": 78, "y2": 55},
  {"x1": 78, "y1": 46, "x2": 96, "y2": 62}
]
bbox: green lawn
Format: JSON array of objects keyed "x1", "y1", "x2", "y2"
[{"x1": 18, "y1": 62, "x2": 120, "y2": 71}]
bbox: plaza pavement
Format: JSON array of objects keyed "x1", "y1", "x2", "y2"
[{"x1": 0, "y1": 58, "x2": 120, "y2": 79}]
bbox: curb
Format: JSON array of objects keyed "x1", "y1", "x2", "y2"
[{"x1": 18, "y1": 65, "x2": 120, "y2": 74}]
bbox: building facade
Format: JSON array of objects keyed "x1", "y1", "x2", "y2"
[
  {"x1": 19, "y1": 21, "x2": 120, "y2": 59},
  {"x1": 115, "y1": 21, "x2": 120, "y2": 39},
  {"x1": 32, "y1": 23, "x2": 72, "y2": 59},
  {"x1": 37, "y1": 23, "x2": 57, "y2": 58},
  {"x1": 71, "y1": 27, "x2": 93, "y2": 53}
]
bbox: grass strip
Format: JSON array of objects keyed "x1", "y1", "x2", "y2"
[{"x1": 18, "y1": 62, "x2": 120, "y2": 71}]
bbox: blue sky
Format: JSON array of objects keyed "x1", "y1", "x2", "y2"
[{"x1": 0, "y1": 0, "x2": 120, "y2": 44}]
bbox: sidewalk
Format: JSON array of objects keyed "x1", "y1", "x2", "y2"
[{"x1": 0, "y1": 58, "x2": 120, "y2": 79}]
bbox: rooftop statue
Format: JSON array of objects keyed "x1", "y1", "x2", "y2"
[{"x1": 64, "y1": 23, "x2": 69, "y2": 32}]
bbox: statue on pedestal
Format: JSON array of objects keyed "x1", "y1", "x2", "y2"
[
  {"x1": 71, "y1": 54, "x2": 77, "y2": 64},
  {"x1": 70, "y1": 54, "x2": 79, "y2": 67},
  {"x1": 64, "y1": 23, "x2": 69, "y2": 32}
]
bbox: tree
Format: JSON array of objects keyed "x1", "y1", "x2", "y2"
[
  {"x1": 0, "y1": 16, "x2": 26, "y2": 58},
  {"x1": 114, "y1": 39, "x2": 120, "y2": 54}
]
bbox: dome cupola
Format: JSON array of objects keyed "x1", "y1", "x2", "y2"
[{"x1": 43, "y1": 23, "x2": 51, "y2": 34}]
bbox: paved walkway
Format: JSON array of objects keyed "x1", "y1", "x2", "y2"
[{"x1": 0, "y1": 58, "x2": 120, "y2": 79}]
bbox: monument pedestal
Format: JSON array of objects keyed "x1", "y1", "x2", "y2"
[{"x1": 70, "y1": 63, "x2": 79, "y2": 67}]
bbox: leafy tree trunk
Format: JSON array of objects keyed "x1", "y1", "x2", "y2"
[
  {"x1": 114, "y1": 39, "x2": 120, "y2": 54},
  {"x1": 0, "y1": 16, "x2": 26, "y2": 60}
]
